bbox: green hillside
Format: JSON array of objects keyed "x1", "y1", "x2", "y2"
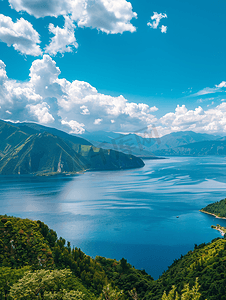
[
  {"x1": 0, "y1": 120, "x2": 30, "y2": 158},
  {"x1": 13, "y1": 121, "x2": 92, "y2": 146},
  {"x1": 0, "y1": 120, "x2": 144, "y2": 175},
  {"x1": 1, "y1": 215, "x2": 226, "y2": 299},
  {"x1": 145, "y1": 239, "x2": 226, "y2": 300},
  {"x1": 201, "y1": 198, "x2": 226, "y2": 218},
  {"x1": 0, "y1": 132, "x2": 88, "y2": 175}
]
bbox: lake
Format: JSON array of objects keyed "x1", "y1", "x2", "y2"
[{"x1": 1, "y1": 156, "x2": 226, "y2": 279}]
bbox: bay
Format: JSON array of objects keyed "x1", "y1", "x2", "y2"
[{"x1": 1, "y1": 156, "x2": 226, "y2": 279}]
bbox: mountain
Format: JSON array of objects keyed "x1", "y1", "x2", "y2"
[
  {"x1": 82, "y1": 130, "x2": 160, "y2": 158},
  {"x1": 9, "y1": 121, "x2": 92, "y2": 146},
  {"x1": 153, "y1": 140, "x2": 226, "y2": 156},
  {"x1": 149, "y1": 131, "x2": 221, "y2": 153},
  {"x1": 0, "y1": 120, "x2": 30, "y2": 158},
  {"x1": 0, "y1": 132, "x2": 88, "y2": 175},
  {"x1": 0, "y1": 120, "x2": 144, "y2": 175},
  {"x1": 80, "y1": 130, "x2": 221, "y2": 158},
  {"x1": 82, "y1": 130, "x2": 121, "y2": 144}
]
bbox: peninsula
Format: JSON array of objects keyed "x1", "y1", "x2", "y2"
[{"x1": 200, "y1": 198, "x2": 226, "y2": 219}]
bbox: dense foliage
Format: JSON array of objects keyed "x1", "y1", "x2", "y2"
[
  {"x1": 95, "y1": 256, "x2": 153, "y2": 299},
  {"x1": 145, "y1": 238, "x2": 226, "y2": 300},
  {"x1": 201, "y1": 198, "x2": 226, "y2": 218},
  {"x1": 1, "y1": 215, "x2": 226, "y2": 299},
  {"x1": 9, "y1": 269, "x2": 85, "y2": 300}
]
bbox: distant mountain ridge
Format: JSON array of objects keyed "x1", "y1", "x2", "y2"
[
  {"x1": 153, "y1": 140, "x2": 226, "y2": 156},
  {"x1": 0, "y1": 120, "x2": 144, "y2": 175},
  {"x1": 149, "y1": 131, "x2": 220, "y2": 152},
  {"x1": 81, "y1": 130, "x2": 222, "y2": 157}
]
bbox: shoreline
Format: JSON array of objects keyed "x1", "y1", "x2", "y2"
[
  {"x1": 214, "y1": 227, "x2": 225, "y2": 236},
  {"x1": 199, "y1": 209, "x2": 226, "y2": 220},
  {"x1": 211, "y1": 225, "x2": 226, "y2": 236}
]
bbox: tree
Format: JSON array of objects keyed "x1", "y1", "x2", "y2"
[
  {"x1": 128, "y1": 288, "x2": 139, "y2": 300},
  {"x1": 98, "y1": 284, "x2": 125, "y2": 300},
  {"x1": 161, "y1": 279, "x2": 203, "y2": 300},
  {"x1": 0, "y1": 266, "x2": 30, "y2": 299},
  {"x1": 180, "y1": 278, "x2": 202, "y2": 300},
  {"x1": 9, "y1": 269, "x2": 85, "y2": 300},
  {"x1": 161, "y1": 286, "x2": 179, "y2": 300}
]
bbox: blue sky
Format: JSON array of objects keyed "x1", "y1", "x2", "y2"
[{"x1": 0, "y1": 0, "x2": 226, "y2": 136}]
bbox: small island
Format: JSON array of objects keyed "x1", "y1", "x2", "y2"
[{"x1": 200, "y1": 198, "x2": 226, "y2": 219}]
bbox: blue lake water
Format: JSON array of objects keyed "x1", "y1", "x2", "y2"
[{"x1": 1, "y1": 156, "x2": 226, "y2": 279}]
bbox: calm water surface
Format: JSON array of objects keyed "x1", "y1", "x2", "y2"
[{"x1": 1, "y1": 156, "x2": 226, "y2": 279}]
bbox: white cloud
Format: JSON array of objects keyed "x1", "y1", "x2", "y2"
[
  {"x1": 73, "y1": 0, "x2": 137, "y2": 34},
  {"x1": 94, "y1": 118, "x2": 103, "y2": 125},
  {"x1": 149, "y1": 106, "x2": 158, "y2": 112},
  {"x1": 80, "y1": 105, "x2": 90, "y2": 115},
  {"x1": 27, "y1": 103, "x2": 55, "y2": 124},
  {"x1": 0, "y1": 60, "x2": 7, "y2": 84},
  {"x1": 0, "y1": 14, "x2": 42, "y2": 56},
  {"x1": 192, "y1": 80, "x2": 226, "y2": 97},
  {"x1": 61, "y1": 120, "x2": 85, "y2": 134},
  {"x1": 45, "y1": 16, "x2": 78, "y2": 56},
  {"x1": 193, "y1": 87, "x2": 220, "y2": 96},
  {"x1": 157, "y1": 103, "x2": 226, "y2": 136},
  {"x1": 3, "y1": 56, "x2": 226, "y2": 136},
  {"x1": 0, "y1": 55, "x2": 158, "y2": 133},
  {"x1": 216, "y1": 81, "x2": 226, "y2": 88},
  {"x1": 161, "y1": 25, "x2": 167, "y2": 33},
  {"x1": 0, "y1": 56, "x2": 50, "y2": 123},
  {"x1": 9, "y1": 0, "x2": 137, "y2": 34},
  {"x1": 147, "y1": 12, "x2": 167, "y2": 31},
  {"x1": 8, "y1": 0, "x2": 68, "y2": 18}
]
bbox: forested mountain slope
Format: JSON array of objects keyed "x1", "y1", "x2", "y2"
[{"x1": 1, "y1": 215, "x2": 226, "y2": 299}]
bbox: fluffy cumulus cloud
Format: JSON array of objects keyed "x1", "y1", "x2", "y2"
[
  {"x1": 0, "y1": 14, "x2": 42, "y2": 56},
  {"x1": 216, "y1": 81, "x2": 226, "y2": 88},
  {"x1": 9, "y1": 0, "x2": 137, "y2": 34},
  {"x1": 61, "y1": 119, "x2": 85, "y2": 134},
  {"x1": 45, "y1": 16, "x2": 78, "y2": 56},
  {"x1": 3, "y1": 54, "x2": 226, "y2": 136},
  {"x1": 147, "y1": 12, "x2": 167, "y2": 32},
  {"x1": 94, "y1": 118, "x2": 103, "y2": 125},
  {"x1": 156, "y1": 103, "x2": 226, "y2": 135},
  {"x1": 161, "y1": 25, "x2": 167, "y2": 33},
  {"x1": 0, "y1": 55, "x2": 158, "y2": 132},
  {"x1": 0, "y1": 61, "x2": 7, "y2": 83},
  {"x1": 0, "y1": 59, "x2": 46, "y2": 122},
  {"x1": 27, "y1": 102, "x2": 55, "y2": 123},
  {"x1": 3, "y1": 55, "x2": 226, "y2": 136}
]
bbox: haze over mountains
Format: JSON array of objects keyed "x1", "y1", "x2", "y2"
[{"x1": 82, "y1": 130, "x2": 223, "y2": 157}]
